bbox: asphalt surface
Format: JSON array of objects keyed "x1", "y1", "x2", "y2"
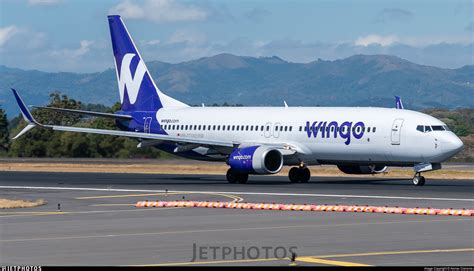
[{"x1": 0, "y1": 171, "x2": 473, "y2": 266}]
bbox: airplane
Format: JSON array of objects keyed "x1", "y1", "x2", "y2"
[{"x1": 11, "y1": 15, "x2": 464, "y2": 186}]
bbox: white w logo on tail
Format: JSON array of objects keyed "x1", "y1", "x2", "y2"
[{"x1": 118, "y1": 53, "x2": 147, "y2": 104}]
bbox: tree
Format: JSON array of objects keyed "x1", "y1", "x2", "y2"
[
  {"x1": 0, "y1": 107, "x2": 9, "y2": 155},
  {"x1": 8, "y1": 92, "x2": 82, "y2": 157}
]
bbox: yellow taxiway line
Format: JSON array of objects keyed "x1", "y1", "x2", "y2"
[
  {"x1": 76, "y1": 191, "x2": 244, "y2": 202},
  {"x1": 296, "y1": 257, "x2": 371, "y2": 266},
  {"x1": 131, "y1": 247, "x2": 474, "y2": 266}
]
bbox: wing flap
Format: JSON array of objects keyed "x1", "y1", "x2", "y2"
[{"x1": 51, "y1": 125, "x2": 235, "y2": 147}]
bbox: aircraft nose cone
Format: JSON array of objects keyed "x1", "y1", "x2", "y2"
[{"x1": 446, "y1": 135, "x2": 464, "y2": 154}]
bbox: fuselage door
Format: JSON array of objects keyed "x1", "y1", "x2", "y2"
[
  {"x1": 264, "y1": 122, "x2": 272, "y2": 138},
  {"x1": 144, "y1": 117, "x2": 152, "y2": 134},
  {"x1": 391, "y1": 118, "x2": 404, "y2": 145},
  {"x1": 273, "y1": 122, "x2": 281, "y2": 138}
]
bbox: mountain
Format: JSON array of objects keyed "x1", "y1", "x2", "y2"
[{"x1": 0, "y1": 54, "x2": 473, "y2": 118}]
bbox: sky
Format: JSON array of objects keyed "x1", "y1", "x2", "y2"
[{"x1": 0, "y1": 0, "x2": 472, "y2": 73}]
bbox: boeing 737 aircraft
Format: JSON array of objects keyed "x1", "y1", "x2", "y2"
[{"x1": 11, "y1": 15, "x2": 464, "y2": 186}]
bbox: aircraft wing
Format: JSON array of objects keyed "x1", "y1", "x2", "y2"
[
  {"x1": 12, "y1": 89, "x2": 303, "y2": 155},
  {"x1": 11, "y1": 89, "x2": 235, "y2": 148},
  {"x1": 34, "y1": 106, "x2": 133, "y2": 120}
]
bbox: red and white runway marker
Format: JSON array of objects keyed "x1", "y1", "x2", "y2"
[{"x1": 136, "y1": 201, "x2": 473, "y2": 216}]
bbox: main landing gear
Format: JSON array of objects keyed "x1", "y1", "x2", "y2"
[
  {"x1": 288, "y1": 165, "x2": 311, "y2": 183},
  {"x1": 226, "y1": 168, "x2": 249, "y2": 184},
  {"x1": 412, "y1": 172, "x2": 425, "y2": 186}
]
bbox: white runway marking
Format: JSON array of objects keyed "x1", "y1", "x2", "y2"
[{"x1": 0, "y1": 185, "x2": 473, "y2": 202}]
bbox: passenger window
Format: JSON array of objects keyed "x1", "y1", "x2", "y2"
[
  {"x1": 284, "y1": 126, "x2": 288, "y2": 132},
  {"x1": 266, "y1": 126, "x2": 270, "y2": 131},
  {"x1": 246, "y1": 125, "x2": 249, "y2": 131},
  {"x1": 368, "y1": 127, "x2": 371, "y2": 132},
  {"x1": 373, "y1": 127, "x2": 376, "y2": 132},
  {"x1": 240, "y1": 125, "x2": 244, "y2": 130},
  {"x1": 289, "y1": 126, "x2": 293, "y2": 132}
]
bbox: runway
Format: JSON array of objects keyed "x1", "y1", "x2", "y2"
[{"x1": 1, "y1": 171, "x2": 473, "y2": 266}]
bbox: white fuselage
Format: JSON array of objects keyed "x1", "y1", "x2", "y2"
[{"x1": 155, "y1": 106, "x2": 464, "y2": 166}]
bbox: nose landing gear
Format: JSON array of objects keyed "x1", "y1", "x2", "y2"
[
  {"x1": 412, "y1": 173, "x2": 425, "y2": 186},
  {"x1": 289, "y1": 164, "x2": 311, "y2": 183}
]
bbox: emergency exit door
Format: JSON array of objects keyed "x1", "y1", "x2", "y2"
[{"x1": 391, "y1": 118, "x2": 404, "y2": 145}]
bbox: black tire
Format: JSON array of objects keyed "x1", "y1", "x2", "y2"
[
  {"x1": 413, "y1": 175, "x2": 425, "y2": 186},
  {"x1": 299, "y1": 168, "x2": 311, "y2": 183},
  {"x1": 237, "y1": 173, "x2": 249, "y2": 184},
  {"x1": 289, "y1": 167, "x2": 299, "y2": 183},
  {"x1": 226, "y1": 168, "x2": 237, "y2": 184}
]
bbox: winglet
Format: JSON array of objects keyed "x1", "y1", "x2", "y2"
[
  {"x1": 11, "y1": 88, "x2": 41, "y2": 140},
  {"x1": 395, "y1": 96, "x2": 404, "y2": 109},
  {"x1": 11, "y1": 88, "x2": 40, "y2": 125},
  {"x1": 12, "y1": 124, "x2": 36, "y2": 140}
]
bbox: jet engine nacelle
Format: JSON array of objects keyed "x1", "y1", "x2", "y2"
[
  {"x1": 228, "y1": 146, "x2": 283, "y2": 174},
  {"x1": 337, "y1": 165, "x2": 388, "y2": 174}
]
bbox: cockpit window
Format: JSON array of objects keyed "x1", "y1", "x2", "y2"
[
  {"x1": 418, "y1": 124, "x2": 450, "y2": 132},
  {"x1": 431, "y1": 125, "x2": 445, "y2": 131}
]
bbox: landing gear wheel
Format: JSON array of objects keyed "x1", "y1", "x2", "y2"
[
  {"x1": 237, "y1": 173, "x2": 249, "y2": 184},
  {"x1": 413, "y1": 175, "x2": 425, "y2": 186},
  {"x1": 299, "y1": 168, "x2": 311, "y2": 183},
  {"x1": 226, "y1": 168, "x2": 237, "y2": 184},
  {"x1": 288, "y1": 166, "x2": 311, "y2": 183},
  {"x1": 289, "y1": 167, "x2": 299, "y2": 183},
  {"x1": 227, "y1": 169, "x2": 249, "y2": 184}
]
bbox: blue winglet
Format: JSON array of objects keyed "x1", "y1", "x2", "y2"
[
  {"x1": 11, "y1": 88, "x2": 40, "y2": 125},
  {"x1": 395, "y1": 96, "x2": 404, "y2": 109}
]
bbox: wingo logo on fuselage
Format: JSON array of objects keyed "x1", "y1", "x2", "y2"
[{"x1": 305, "y1": 121, "x2": 365, "y2": 145}]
